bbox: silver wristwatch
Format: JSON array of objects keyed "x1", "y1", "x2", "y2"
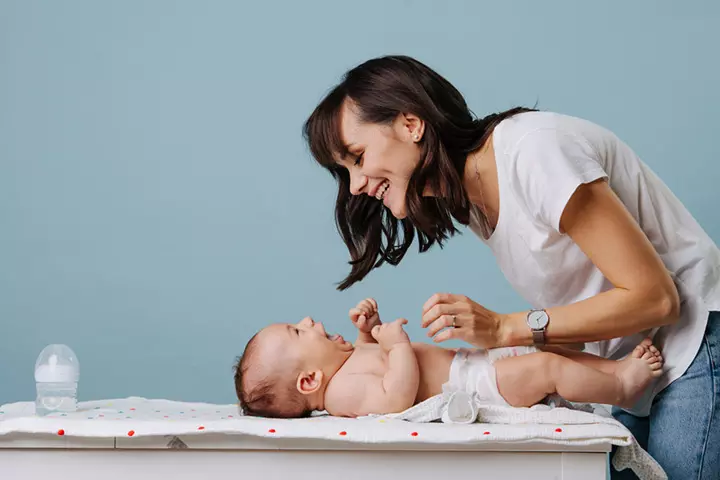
[{"x1": 526, "y1": 309, "x2": 549, "y2": 346}]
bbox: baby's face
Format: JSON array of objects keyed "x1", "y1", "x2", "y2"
[{"x1": 259, "y1": 317, "x2": 354, "y2": 367}]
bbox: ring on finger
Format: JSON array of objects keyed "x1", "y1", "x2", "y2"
[{"x1": 451, "y1": 315, "x2": 457, "y2": 328}]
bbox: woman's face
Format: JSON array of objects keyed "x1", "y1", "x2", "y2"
[{"x1": 336, "y1": 100, "x2": 424, "y2": 219}]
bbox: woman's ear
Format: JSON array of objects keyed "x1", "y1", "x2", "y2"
[
  {"x1": 296, "y1": 370, "x2": 324, "y2": 395},
  {"x1": 399, "y1": 112, "x2": 425, "y2": 143}
]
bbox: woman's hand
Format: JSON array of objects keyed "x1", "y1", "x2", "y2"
[{"x1": 421, "y1": 293, "x2": 507, "y2": 348}]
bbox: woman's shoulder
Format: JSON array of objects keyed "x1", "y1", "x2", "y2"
[{"x1": 496, "y1": 111, "x2": 614, "y2": 154}]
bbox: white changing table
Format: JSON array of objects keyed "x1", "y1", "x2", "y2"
[{"x1": 0, "y1": 432, "x2": 610, "y2": 480}]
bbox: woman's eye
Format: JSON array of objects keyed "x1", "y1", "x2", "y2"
[{"x1": 354, "y1": 153, "x2": 363, "y2": 166}]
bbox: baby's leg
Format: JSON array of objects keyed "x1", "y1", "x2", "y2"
[
  {"x1": 540, "y1": 338, "x2": 662, "y2": 375},
  {"x1": 494, "y1": 339, "x2": 663, "y2": 408}
]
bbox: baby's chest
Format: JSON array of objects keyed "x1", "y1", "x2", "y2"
[{"x1": 346, "y1": 348, "x2": 387, "y2": 376}]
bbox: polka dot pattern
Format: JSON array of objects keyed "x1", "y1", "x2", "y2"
[{"x1": 0, "y1": 398, "x2": 592, "y2": 452}]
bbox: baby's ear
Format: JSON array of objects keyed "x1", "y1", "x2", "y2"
[{"x1": 296, "y1": 370, "x2": 324, "y2": 395}]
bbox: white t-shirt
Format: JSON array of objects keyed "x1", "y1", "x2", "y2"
[{"x1": 470, "y1": 111, "x2": 720, "y2": 416}]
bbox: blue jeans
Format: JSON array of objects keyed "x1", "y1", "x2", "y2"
[{"x1": 611, "y1": 311, "x2": 719, "y2": 479}]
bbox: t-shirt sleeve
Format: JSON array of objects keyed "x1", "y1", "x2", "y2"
[{"x1": 507, "y1": 127, "x2": 608, "y2": 232}]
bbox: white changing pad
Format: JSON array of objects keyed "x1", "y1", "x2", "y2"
[
  {"x1": 0, "y1": 396, "x2": 664, "y2": 480},
  {"x1": 0, "y1": 396, "x2": 619, "y2": 444}
]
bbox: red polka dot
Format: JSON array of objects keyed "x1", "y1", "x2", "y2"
[
  {"x1": 228, "y1": 415, "x2": 233, "y2": 418},
  {"x1": 410, "y1": 432, "x2": 418, "y2": 437},
  {"x1": 57, "y1": 429, "x2": 65, "y2": 436},
  {"x1": 197, "y1": 426, "x2": 205, "y2": 431},
  {"x1": 130, "y1": 408, "x2": 136, "y2": 411},
  {"x1": 98, "y1": 414, "x2": 104, "y2": 417},
  {"x1": 339, "y1": 431, "x2": 347, "y2": 436},
  {"x1": 164, "y1": 416, "x2": 169, "y2": 418},
  {"x1": 268, "y1": 429, "x2": 276, "y2": 433},
  {"x1": 127, "y1": 430, "x2": 135, "y2": 437},
  {"x1": 483, "y1": 431, "x2": 490, "y2": 435},
  {"x1": 555, "y1": 428, "x2": 563, "y2": 433}
]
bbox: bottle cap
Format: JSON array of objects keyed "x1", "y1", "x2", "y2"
[{"x1": 34, "y1": 344, "x2": 79, "y2": 383}]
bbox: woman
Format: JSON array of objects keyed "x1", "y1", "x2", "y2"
[{"x1": 302, "y1": 55, "x2": 719, "y2": 479}]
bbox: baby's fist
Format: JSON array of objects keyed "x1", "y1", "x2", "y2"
[
  {"x1": 371, "y1": 318, "x2": 410, "y2": 349},
  {"x1": 349, "y1": 298, "x2": 381, "y2": 333}
]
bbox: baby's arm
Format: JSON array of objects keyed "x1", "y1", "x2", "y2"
[
  {"x1": 349, "y1": 298, "x2": 382, "y2": 345},
  {"x1": 363, "y1": 319, "x2": 419, "y2": 414},
  {"x1": 326, "y1": 319, "x2": 420, "y2": 417}
]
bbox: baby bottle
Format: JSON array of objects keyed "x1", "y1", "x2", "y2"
[{"x1": 34, "y1": 344, "x2": 80, "y2": 416}]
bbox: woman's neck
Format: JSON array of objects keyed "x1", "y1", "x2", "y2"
[{"x1": 463, "y1": 133, "x2": 500, "y2": 228}]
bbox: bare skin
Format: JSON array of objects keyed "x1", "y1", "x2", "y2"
[
  {"x1": 495, "y1": 338, "x2": 663, "y2": 408},
  {"x1": 324, "y1": 340, "x2": 455, "y2": 417},
  {"x1": 322, "y1": 299, "x2": 664, "y2": 416},
  {"x1": 246, "y1": 299, "x2": 664, "y2": 418}
]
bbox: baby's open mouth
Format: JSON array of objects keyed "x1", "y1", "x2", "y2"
[{"x1": 327, "y1": 333, "x2": 345, "y2": 343}]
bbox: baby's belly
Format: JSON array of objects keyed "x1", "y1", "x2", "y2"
[{"x1": 412, "y1": 343, "x2": 456, "y2": 403}]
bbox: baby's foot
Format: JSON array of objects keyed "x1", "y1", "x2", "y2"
[{"x1": 615, "y1": 338, "x2": 664, "y2": 408}]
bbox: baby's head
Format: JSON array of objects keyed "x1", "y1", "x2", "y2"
[{"x1": 234, "y1": 316, "x2": 353, "y2": 418}]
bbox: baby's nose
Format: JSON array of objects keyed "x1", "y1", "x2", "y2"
[{"x1": 300, "y1": 316, "x2": 314, "y2": 326}]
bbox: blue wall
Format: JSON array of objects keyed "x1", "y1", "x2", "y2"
[{"x1": 1, "y1": 0, "x2": 718, "y2": 404}]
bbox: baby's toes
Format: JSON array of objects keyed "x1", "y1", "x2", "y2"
[
  {"x1": 631, "y1": 344, "x2": 646, "y2": 359},
  {"x1": 649, "y1": 358, "x2": 664, "y2": 376}
]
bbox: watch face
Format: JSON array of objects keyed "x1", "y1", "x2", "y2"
[{"x1": 528, "y1": 310, "x2": 549, "y2": 329}]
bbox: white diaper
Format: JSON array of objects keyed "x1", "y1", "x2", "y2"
[{"x1": 443, "y1": 346, "x2": 537, "y2": 406}]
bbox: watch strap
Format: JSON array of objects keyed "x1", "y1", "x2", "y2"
[{"x1": 532, "y1": 328, "x2": 546, "y2": 346}]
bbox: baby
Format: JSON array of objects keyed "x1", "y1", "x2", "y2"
[{"x1": 234, "y1": 298, "x2": 663, "y2": 418}]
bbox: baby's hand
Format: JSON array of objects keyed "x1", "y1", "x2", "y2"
[
  {"x1": 371, "y1": 318, "x2": 411, "y2": 350},
  {"x1": 349, "y1": 298, "x2": 381, "y2": 333}
]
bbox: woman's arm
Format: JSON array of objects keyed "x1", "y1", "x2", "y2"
[
  {"x1": 422, "y1": 179, "x2": 680, "y2": 347},
  {"x1": 500, "y1": 179, "x2": 680, "y2": 346}
]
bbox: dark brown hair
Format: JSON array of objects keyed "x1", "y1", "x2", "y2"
[
  {"x1": 233, "y1": 333, "x2": 312, "y2": 419},
  {"x1": 303, "y1": 55, "x2": 534, "y2": 290}
]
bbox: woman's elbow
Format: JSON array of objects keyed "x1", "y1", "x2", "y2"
[{"x1": 654, "y1": 283, "x2": 681, "y2": 326}]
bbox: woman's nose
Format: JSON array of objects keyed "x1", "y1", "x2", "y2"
[{"x1": 349, "y1": 171, "x2": 367, "y2": 196}]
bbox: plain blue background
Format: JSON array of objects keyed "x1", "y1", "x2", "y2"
[{"x1": 1, "y1": 0, "x2": 718, "y2": 404}]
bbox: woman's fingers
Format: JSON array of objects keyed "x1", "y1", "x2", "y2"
[
  {"x1": 432, "y1": 325, "x2": 460, "y2": 343},
  {"x1": 421, "y1": 303, "x2": 454, "y2": 328},
  {"x1": 422, "y1": 293, "x2": 461, "y2": 315},
  {"x1": 425, "y1": 314, "x2": 457, "y2": 338},
  {"x1": 421, "y1": 300, "x2": 470, "y2": 328}
]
